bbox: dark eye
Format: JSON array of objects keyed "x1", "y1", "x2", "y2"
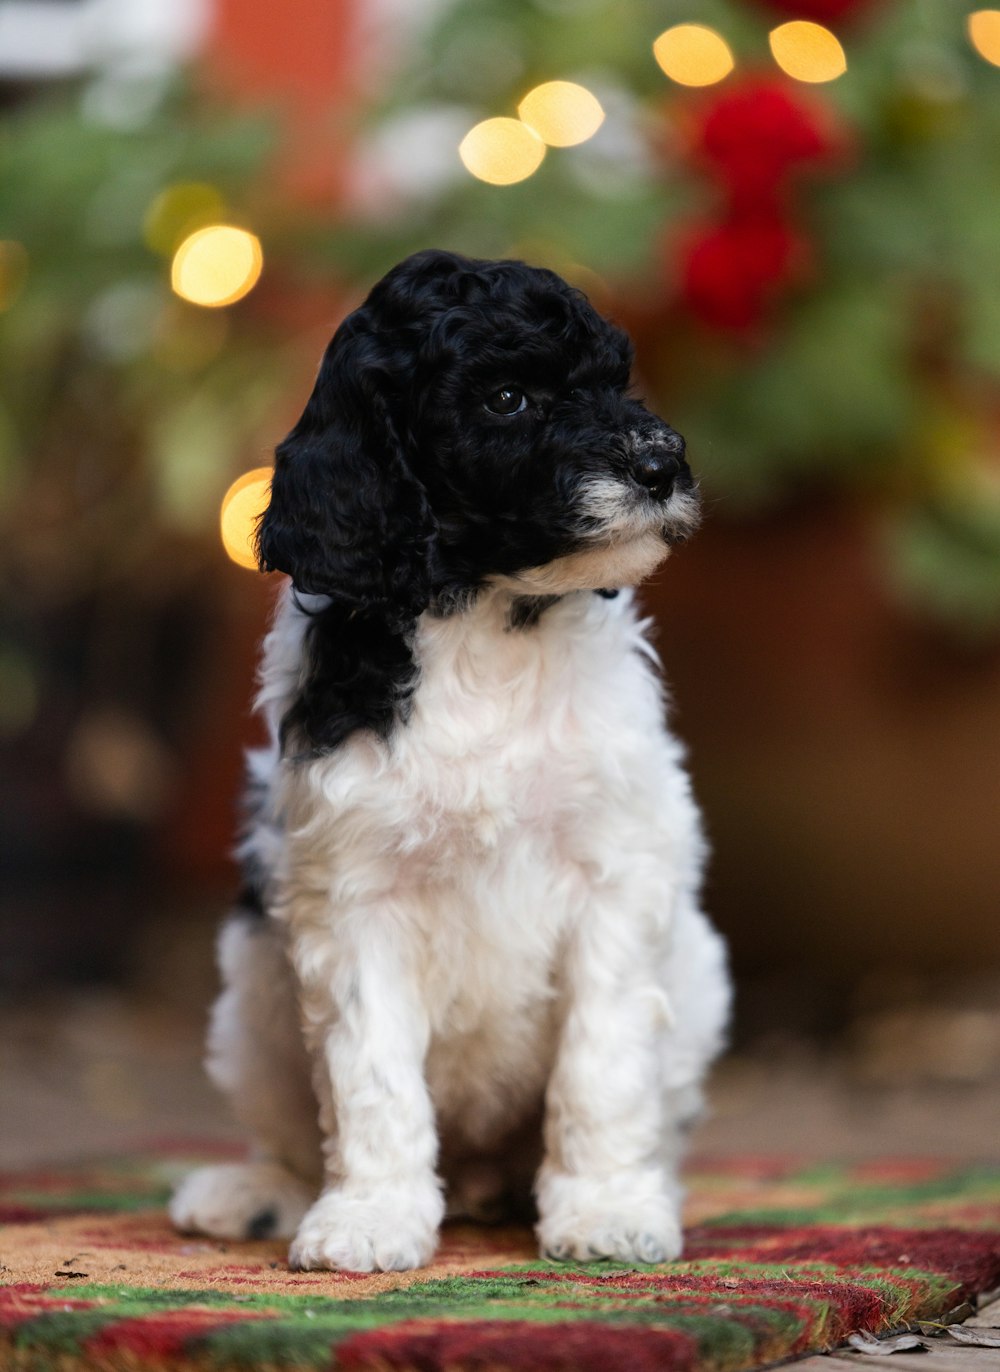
[{"x1": 485, "y1": 386, "x2": 527, "y2": 416}]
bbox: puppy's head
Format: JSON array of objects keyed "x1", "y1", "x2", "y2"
[{"x1": 259, "y1": 250, "x2": 698, "y2": 612}]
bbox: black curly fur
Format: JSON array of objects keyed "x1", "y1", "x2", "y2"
[{"x1": 256, "y1": 249, "x2": 692, "y2": 755}]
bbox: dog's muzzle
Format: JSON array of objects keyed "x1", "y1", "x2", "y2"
[{"x1": 629, "y1": 429, "x2": 686, "y2": 504}]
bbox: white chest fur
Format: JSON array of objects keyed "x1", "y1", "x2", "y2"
[
  {"x1": 397, "y1": 590, "x2": 663, "y2": 845},
  {"x1": 264, "y1": 586, "x2": 677, "y2": 884}
]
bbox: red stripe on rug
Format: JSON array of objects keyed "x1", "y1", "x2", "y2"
[
  {"x1": 686, "y1": 1224, "x2": 1000, "y2": 1289},
  {"x1": 83, "y1": 1307, "x2": 268, "y2": 1361},
  {"x1": 336, "y1": 1318, "x2": 700, "y2": 1372}
]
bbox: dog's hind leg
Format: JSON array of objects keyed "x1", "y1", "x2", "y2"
[
  {"x1": 170, "y1": 912, "x2": 322, "y2": 1241},
  {"x1": 659, "y1": 899, "x2": 730, "y2": 1138}
]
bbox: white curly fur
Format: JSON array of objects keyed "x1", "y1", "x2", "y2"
[{"x1": 171, "y1": 568, "x2": 730, "y2": 1271}]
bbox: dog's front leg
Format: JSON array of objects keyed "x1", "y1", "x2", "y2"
[
  {"x1": 286, "y1": 908, "x2": 444, "y2": 1272},
  {"x1": 536, "y1": 893, "x2": 682, "y2": 1265}
]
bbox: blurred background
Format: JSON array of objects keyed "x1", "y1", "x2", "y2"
[{"x1": 2, "y1": 0, "x2": 999, "y2": 1165}]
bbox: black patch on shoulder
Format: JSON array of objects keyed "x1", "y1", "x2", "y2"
[
  {"x1": 246, "y1": 1208, "x2": 278, "y2": 1240},
  {"x1": 232, "y1": 844, "x2": 270, "y2": 922},
  {"x1": 282, "y1": 601, "x2": 418, "y2": 757},
  {"x1": 507, "y1": 595, "x2": 561, "y2": 631},
  {"x1": 234, "y1": 882, "x2": 267, "y2": 921},
  {"x1": 595, "y1": 587, "x2": 620, "y2": 599}
]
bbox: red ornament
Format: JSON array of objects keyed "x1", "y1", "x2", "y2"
[
  {"x1": 677, "y1": 214, "x2": 809, "y2": 330},
  {"x1": 689, "y1": 76, "x2": 842, "y2": 210},
  {"x1": 668, "y1": 75, "x2": 846, "y2": 331}
]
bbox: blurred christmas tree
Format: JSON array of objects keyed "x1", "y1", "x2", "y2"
[
  {"x1": 320, "y1": 0, "x2": 1000, "y2": 637},
  {"x1": 3, "y1": 0, "x2": 1000, "y2": 646}
]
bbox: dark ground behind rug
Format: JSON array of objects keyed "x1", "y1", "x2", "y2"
[{"x1": 2, "y1": 1149, "x2": 1000, "y2": 1371}]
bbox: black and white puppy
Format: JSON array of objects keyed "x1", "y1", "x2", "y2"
[{"x1": 171, "y1": 249, "x2": 730, "y2": 1271}]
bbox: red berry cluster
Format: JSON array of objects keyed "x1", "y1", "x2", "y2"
[{"x1": 674, "y1": 77, "x2": 845, "y2": 331}]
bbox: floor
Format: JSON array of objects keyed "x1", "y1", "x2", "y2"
[
  {"x1": 794, "y1": 1289, "x2": 1000, "y2": 1369},
  {"x1": 4, "y1": 989, "x2": 1000, "y2": 1168},
  {"x1": 3, "y1": 990, "x2": 999, "y2": 1367}
]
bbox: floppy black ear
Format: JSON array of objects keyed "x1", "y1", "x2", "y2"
[{"x1": 257, "y1": 310, "x2": 436, "y2": 622}]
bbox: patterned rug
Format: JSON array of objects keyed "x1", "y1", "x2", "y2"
[{"x1": 3, "y1": 1147, "x2": 1000, "y2": 1371}]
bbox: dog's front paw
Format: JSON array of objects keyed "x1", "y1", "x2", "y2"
[
  {"x1": 170, "y1": 1162, "x2": 315, "y2": 1241},
  {"x1": 288, "y1": 1177, "x2": 443, "y2": 1272},
  {"x1": 535, "y1": 1167, "x2": 683, "y2": 1265}
]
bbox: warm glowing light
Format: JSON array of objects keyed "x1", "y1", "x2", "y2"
[
  {"x1": 0, "y1": 240, "x2": 28, "y2": 312},
  {"x1": 517, "y1": 81, "x2": 605, "y2": 148},
  {"x1": 968, "y1": 10, "x2": 1000, "y2": 66},
  {"x1": 220, "y1": 467, "x2": 272, "y2": 569},
  {"x1": 144, "y1": 182, "x2": 226, "y2": 256},
  {"x1": 769, "y1": 21, "x2": 846, "y2": 83},
  {"x1": 653, "y1": 24, "x2": 735, "y2": 87},
  {"x1": 459, "y1": 118, "x2": 546, "y2": 184},
  {"x1": 171, "y1": 225, "x2": 263, "y2": 308}
]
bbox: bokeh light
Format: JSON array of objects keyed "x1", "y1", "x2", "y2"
[
  {"x1": 459, "y1": 117, "x2": 546, "y2": 184},
  {"x1": 170, "y1": 225, "x2": 263, "y2": 308},
  {"x1": 65, "y1": 707, "x2": 176, "y2": 823},
  {"x1": 769, "y1": 21, "x2": 847, "y2": 84},
  {"x1": 517, "y1": 81, "x2": 605, "y2": 148},
  {"x1": 653, "y1": 24, "x2": 735, "y2": 88},
  {"x1": 220, "y1": 466, "x2": 272, "y2": 569},
  {"x1": 144, "y1": 182, "x2": 226, "y2": 256},
  {"x1": 968, "y1": 10, "x2": 1000, "y2": 67}
]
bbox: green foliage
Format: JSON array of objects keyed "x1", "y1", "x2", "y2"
[
  {"x1": 0, "y1": 79, "x2": 292, "y2": 592},
  {"x1": 675, "y1": 281, "x2": 916, "y2": 504},
  {"x1": 886, "y1": 485, "x2": 1000, "y2": 638}
]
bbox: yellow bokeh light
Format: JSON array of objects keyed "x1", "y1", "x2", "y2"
[
  {"x1": 968, "y1": 10, "x2": 1000, "y2": 66},
  {"x1": 517, "y1": 81, "x2": 605, "y2": 148},
  {"x1": 220, "y1": 467, "x2": 272, "y2": 570},
  {"x1": 653, "y1": 24, "x2": 735, "y2": 88},
  {"x1": 459, "y1": 117, "x2": 546, "y2": 185},
  {"x1": 144, "y1": 182, "x2": 226, "y2": 256},
  {"x1": 769, "y1": 21, "x2": 847, "y2": 84},
  {"x1": 171, "y1": 225, "x2": 263, "y2": 308}
]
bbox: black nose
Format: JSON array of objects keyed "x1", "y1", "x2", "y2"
[{"x1": 631, "y1": 451, "x2": 680, "y2": 501}]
